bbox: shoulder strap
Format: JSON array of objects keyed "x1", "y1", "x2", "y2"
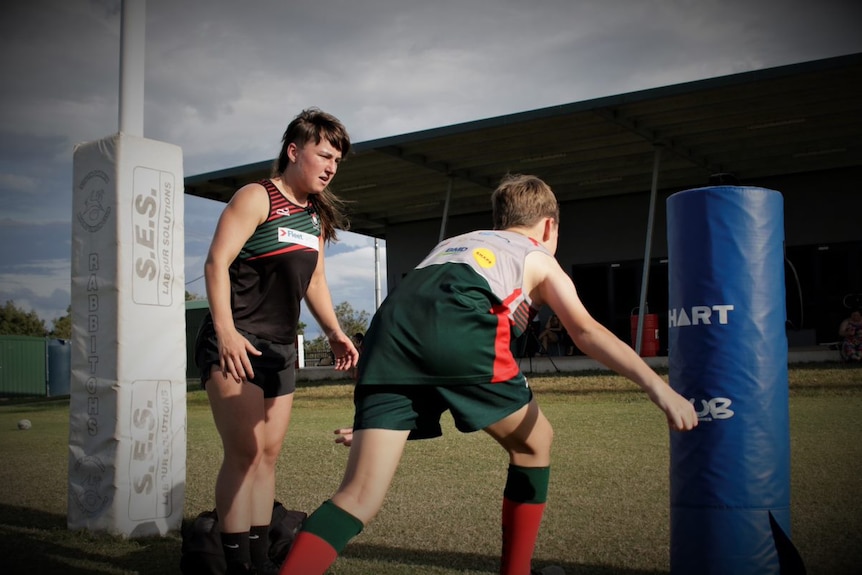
[{"x1": 258, "y1": 178, "x2": 281, "y2": 201}]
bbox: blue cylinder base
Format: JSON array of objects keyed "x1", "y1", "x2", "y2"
[
  {"x1": 670, "y1": 508, "x2": 792, "y2": 575},
  {"x1": 666, "y1": 186, "x2": 805, "y2": 574}
]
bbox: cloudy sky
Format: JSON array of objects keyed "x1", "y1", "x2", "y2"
[{"x1": 1, "y1": 0, "x2": 861, "y2": 338}]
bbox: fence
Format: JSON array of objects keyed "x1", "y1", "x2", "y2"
[
  {"x1": 0, "y1": 336, "x2": 70, "y2": 398},
  {"x1": 2, "y1": 300, "x2": 337, "y2": 397},
  {"x1": 302, "y1": 349, "x2": 335, "y2": 366}
]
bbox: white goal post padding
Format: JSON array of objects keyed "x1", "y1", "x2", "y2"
[{"x1": 69, "y1": 133, "x2": 186, "y2": 537}]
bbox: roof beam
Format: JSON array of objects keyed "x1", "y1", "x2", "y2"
[
  {"x1": 594, "y1": 108, "x2": 722, "y2": 173},
  {"x1": 376, "y1": 145, "x2": 497, "y2": 190}
]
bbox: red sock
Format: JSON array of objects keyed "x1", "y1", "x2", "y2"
[
  {"x1": 278, "y1": 531, "x2": 338, "y2": 575},
  {"x1": 500, "y1": 497, "x2": 546, "y2": 575}
]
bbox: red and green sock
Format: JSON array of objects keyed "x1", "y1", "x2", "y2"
[
  {"x1": 500, "y1": 464, "x2": 550, "y2": 575},
  {"x1": 278, "y1": 499, "x2": 363, "y2": 575}
]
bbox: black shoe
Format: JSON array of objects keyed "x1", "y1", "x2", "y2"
[
  {"x1": 225, "y1": 562, "x2": 257, "y2": 575},
  {"x1": 255, "y1": 559, "x2": 280, "y2": 575},
  {"x1": 532, "y1": 567, "x2": 566, "y2": 575}
]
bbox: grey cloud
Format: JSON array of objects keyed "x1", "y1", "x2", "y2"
[
  {"x1": 2, "y1": 0, "x2": 861, "y2": 325},
  {"x1": 0, "y1": 220, "x2": 72, "y2": 268},
  {"x1": 0, "y1": 2, "x2": 119, "y2": 107},
  {"x1": 0, "y1": 133, "x2": 73, "y2": 220}
]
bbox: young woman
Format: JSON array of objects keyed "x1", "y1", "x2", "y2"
[{"x1": 195, "y1": 108, "x2": 359, "y2": 574}]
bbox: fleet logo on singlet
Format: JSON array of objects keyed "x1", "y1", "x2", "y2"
[
  {"x1": 278, "y1": 227, "x2": 319, "y2": 250},
  {"x1": 669, "y1": 304, "x2": 735, "y2": 327},
  {"x1": 473, "y1": 247, "x2": 496, "y2": 269},
  {"x1": 689, "y1": 397, "x2": 735, "y2": 421}
]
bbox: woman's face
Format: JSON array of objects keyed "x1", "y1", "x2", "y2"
[
  {"x1": 851, "y1": 311, "x2": 862, "y2": 323},
  {"x1": 287, "y1": 139, "x2": 342, "y2": 195}
]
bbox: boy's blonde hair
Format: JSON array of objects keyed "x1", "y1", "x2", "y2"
[{"x1": 491, "y1": 174, "x2": 560, "y2": 230}]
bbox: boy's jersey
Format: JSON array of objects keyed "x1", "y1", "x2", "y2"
[
  {"x1": 229, "y1": 179, "x2": 320, "y2": 343},
  {"x1": 358, "y1": 230, "x2": 549, "y2": 386}
]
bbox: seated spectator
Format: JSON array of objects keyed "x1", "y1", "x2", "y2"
[
  {"x1": 351, "y1": 333, "x2": 365, "y2": 377},
  {"x1": 538, "y1": 314, "x2": 563, "y2": 355},
  {"x1": 838, "y1": 309, "x2": 862, "y2": 362},
  {"x1": 561, "y1": 329, "x2": 576, "y2": 356},
  {"x1": 352, "y1": 332, "x2": 365, "y2": 354}
]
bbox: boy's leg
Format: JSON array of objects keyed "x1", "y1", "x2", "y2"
[
  {"x1": 500, "y1": 465, "x2": 551, "y2": 575},
  {"x1": 279, "y1": 428, "x2": 410, "y2": 575},
  {"x1": 485, "y1": 400, "x2": 554, "y2": 575},
  {"x1": 330, "y1": 428, "x2": 411, "y2": 523}
]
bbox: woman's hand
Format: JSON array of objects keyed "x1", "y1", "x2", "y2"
[
  {"x1": 217, "y1": 327, "x2": 262, "y2": 382},
  {"x1": 328, "y1": 331, "x2": 360, "y2": 371}
]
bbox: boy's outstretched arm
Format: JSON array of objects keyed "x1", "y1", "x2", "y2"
[{"x1": 526, "y1": 252, "x2": 698, "y2": 432}]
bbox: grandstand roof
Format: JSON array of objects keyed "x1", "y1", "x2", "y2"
[{"x1": 186, "y1": 52, "x2": 862, "y2": 239}]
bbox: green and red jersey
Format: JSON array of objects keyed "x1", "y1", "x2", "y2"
[
  {"x1": 358, "y1": 230, "x2": 548, "y2": 386},
  {"x1": 229, "y1": 179, "x2": 320, "y2": 343}
]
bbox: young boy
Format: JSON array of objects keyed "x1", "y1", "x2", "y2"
[{"x1": 279, "y1": 174, "x2": 698, "y2": 575}]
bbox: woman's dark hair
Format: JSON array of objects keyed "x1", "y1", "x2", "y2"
[{"x1": 271, "y1": 108, "x2": 352, "y2": 242}]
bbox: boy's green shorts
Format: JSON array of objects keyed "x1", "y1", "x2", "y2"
[{"x1": 352, "y1": 380, "x2": 534, "y2": 440}]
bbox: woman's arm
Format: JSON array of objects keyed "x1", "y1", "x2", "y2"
[
  {"x1": 303, "y1": 236, "x2": 359, "y2": 371},
  {"x1": 203, "y1": 183, "x2": 267, "y2": 382}
]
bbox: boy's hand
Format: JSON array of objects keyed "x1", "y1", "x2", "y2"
[
  {"x1": 661, "y1": 390, "x2": 699, "y2": 432},
  {"x1": 334, "y1": 427, "x2": 354, "y2": 447}
]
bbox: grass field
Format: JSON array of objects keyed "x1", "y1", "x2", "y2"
[{"x1": 0, "y1": 363, "x2": 860, "y2": 574}]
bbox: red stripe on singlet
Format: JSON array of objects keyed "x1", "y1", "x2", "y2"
[
  {"x1": 490, "y1": 288, "x2": 523, "y2": 382},
  {"x1": 246, "y1": 243, "x2": 311, "y2": 261}
]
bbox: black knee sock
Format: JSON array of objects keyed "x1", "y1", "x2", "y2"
[
  {"x1": 249, "y1": 525, "x2": 270, "y2": 568},
  {"x1": 220, "y1": 531, "x2": 251, "y2": 571}
]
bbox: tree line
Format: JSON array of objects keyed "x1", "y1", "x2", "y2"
[
  {"x1": 0, "y1": 291, "x2": 203, "y2": 340},
  {"x1": 0, "y1": 301, "x2": 70, "y2": 339},
  {"x1": 0, "y1": 298, "x2": 370, "y2": 348}
]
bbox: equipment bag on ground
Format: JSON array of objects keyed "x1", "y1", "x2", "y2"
[{"x1": 180, "y1": 501, "x2": 307, "y2": 575}]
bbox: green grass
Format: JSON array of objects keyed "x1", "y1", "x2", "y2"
[{"x1": 0, "y1": 363, "x2": 860, "y2": 574}]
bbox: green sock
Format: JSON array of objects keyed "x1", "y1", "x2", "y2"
[
  {"x1": 503, "y1": 464, "x2": 550, "y2": 504},
  {"x1": 301, "y1": 499, "x2": 364, "y2": 553}
]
